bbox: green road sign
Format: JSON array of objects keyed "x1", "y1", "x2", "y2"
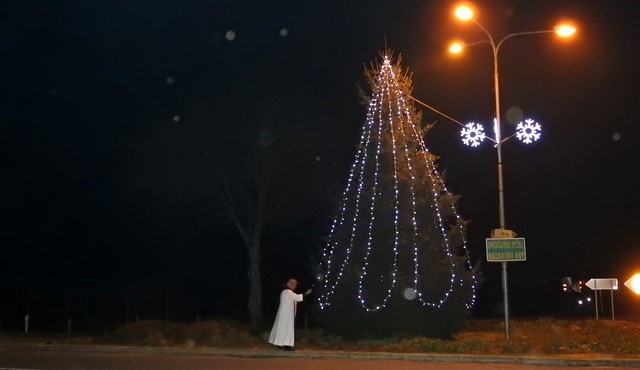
[{"x1": 486, "y1": 238, "x2": 526, "y2": 262}]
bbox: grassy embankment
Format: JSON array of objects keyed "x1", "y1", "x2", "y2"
[{"x1": 3, "y1": 317, "x2": 640, "y2": 357}]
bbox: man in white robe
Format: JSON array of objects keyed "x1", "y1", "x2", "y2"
[{"x1": 268, "y1": 278, "x2": 311, "y2": 350}]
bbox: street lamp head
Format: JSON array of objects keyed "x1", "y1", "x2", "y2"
[
  {"x1": 625, "y1": 273, "x2": 640, "y2": 295},
  {"x1": 449, "y1": 41, "x2": 465, "y2": 54},
  {"x1": 554, "y1": 24, "x2": 577, "y2": 38},
  {"x1": 454, "y1": 3, "x2": 474, "y2": 21}
]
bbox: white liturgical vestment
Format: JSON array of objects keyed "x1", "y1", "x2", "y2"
[{"x1": 268, "y1": 288, "x2": 304, "y2": 346}]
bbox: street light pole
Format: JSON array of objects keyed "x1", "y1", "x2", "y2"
[
  {"x1": 452, "y1": 4, "x2": 576, "y2": 340},
  {"x1": 472, "y1": 21, "x2": 511, "y2": 340}
]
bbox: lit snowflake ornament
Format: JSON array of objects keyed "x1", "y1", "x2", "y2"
[
  {"x1": 461, "y1": 122, "x2": 486, "y2": 147},
  {"x1": 516, "y1": 118, "x2": 542, "y2": 144}
]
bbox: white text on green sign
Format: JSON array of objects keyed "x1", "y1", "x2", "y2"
[{"x1": 486, "y1": 238, "x2": 526, "y2": 262}]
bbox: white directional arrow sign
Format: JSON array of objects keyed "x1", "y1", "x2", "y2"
[
  {"x1": 585, "y1": 278, "x2": 618, "y2": 290},
  {"x1": 585, "y1": 278, "x2": 618, "y2": 320}
]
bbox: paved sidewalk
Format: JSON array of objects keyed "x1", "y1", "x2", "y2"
[{"x1": 3, "y1": 343, "x2": 640, "y2": 368}]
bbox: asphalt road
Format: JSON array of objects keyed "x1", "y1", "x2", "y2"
[{"x1": 1, "y1": 348, "x2": 640, "y2": 370}]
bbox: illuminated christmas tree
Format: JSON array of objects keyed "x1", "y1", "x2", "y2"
[{"x1": 315, "y1": 53, "x2": 478, "y2": 338}]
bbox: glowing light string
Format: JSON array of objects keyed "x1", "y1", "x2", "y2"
[
  {"x1": 319, "y1": 95, "x2": 377, "y2": 308},
  {"x1": 405, "y1": 93, "x2": 478, "y2": 308},
  {"x1": 388, "y1": 65, "x2": 455, "y2": 308},
  {"x1": 318, "y1": 54, "x2": 477, "y2": 311},
  {"x1": 356, "y1": 62, "x2": 399, "y2": 311},
  {"x1": 411, "y1": 119, "x2": 478, "y2": 309}
]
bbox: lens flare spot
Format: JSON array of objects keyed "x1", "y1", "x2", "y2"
[{"x1": 403, "y1": 288, "x2": 417, "y2": 300}]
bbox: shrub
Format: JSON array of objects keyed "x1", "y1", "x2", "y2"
[{"x1": 103, "y1": 319, "x2": 262, "y2": 347}]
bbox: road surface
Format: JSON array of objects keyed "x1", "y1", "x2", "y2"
[{"x1": 1, "y1": 348, "x2": 639, "y2": 370}]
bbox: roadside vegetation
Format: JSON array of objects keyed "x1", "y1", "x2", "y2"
[{"x1": 3, "y1": 317, "x2": 640, "y2": 358}]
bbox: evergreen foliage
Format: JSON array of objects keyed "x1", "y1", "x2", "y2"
[{"x1": 314, "y1": 52, "x2": 480, "y2": 339}]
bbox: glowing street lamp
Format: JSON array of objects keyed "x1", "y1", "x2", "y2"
[
  {"x1": 555, "y1": 24, "x2": 577, "y2": 38},
  {"x1": 450, "y1": 2, "x2": 576, "y2": 340},
  {"x1": 454, "y1": 3, "x2": 473, "y2": 21},
  {"x1": 448, "y1": 42, "x2": 464, "y2": 54},
  {"x1": 625, "y1": 274, "x2": 640, "y2": 295}
]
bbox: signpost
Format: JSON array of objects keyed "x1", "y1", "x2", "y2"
[
  {"x1": 485, "y1": 235, "x2": 525, "y2": 341},
  {"x1": 585, "y1": 278, "x2": 618, "y2": 320}
]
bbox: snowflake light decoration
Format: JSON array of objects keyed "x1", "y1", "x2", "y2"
[
  {"x1": 460, "y1": 122, "x2": 486, "y2": 147},
  {"x1": 516, "y1": 118, "x2": 542, "y2": 144}
]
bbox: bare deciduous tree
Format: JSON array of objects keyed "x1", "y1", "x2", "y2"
[{"x1": 215, "y1": 137, "x2": 287, "y2": 327}]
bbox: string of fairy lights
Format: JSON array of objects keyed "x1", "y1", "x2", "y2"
[
  {"x1": 318, "y1": 55, "x2": 477, "y2": 312},
  {"x1": 354, "y1": 63, "x2": 400, "y2": 311}
]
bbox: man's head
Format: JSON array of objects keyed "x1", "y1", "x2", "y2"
[{"x1": 286, "y1": 279, "x2": 298, "y2": 290}]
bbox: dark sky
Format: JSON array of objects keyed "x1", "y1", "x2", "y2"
[{"x1": 2, "y1": 0, "x2": 639, "y2": 322}]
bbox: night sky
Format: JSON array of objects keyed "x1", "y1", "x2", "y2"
[{"x1": 2, "y1": 0, "x2": 640, "y2": 326}]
